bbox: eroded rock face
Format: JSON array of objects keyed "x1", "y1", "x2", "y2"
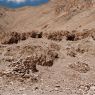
[{"x1": 69, "y1": 61, "x2": 90, "y2": 73}]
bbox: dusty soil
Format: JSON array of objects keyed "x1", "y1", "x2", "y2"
[{"x1": 0, "y1": 0, "x2": 95, "y2": 95}]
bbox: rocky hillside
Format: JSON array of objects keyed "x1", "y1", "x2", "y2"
[
  {"x1": 0, "y1": 0, "x2": 95, "y2": 95},
  {"x1": 0, "y1": 0, "x2": 95, "y2": 33}
]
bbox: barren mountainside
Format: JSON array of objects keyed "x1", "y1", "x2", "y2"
[
  {"x1": 0, "y1": 0, "x2": 95, "y2": 33},
  {"x1": 0, "y1": 0, "x2": 95, "y2": 95}
]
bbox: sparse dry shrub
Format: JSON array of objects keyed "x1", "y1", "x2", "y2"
[
  {"x1": 66, "y1": 33, "x2": 75, "y2": 41},
  {"x1": 74, "y1": 31, "x2": 91, "y2": 40},
  {"x1": 66, "y1": 30, "x2": 91, "y2": 41},
  {"x1": 46, "y1": 30, "x2": 93, "y2": 41},
  {"x1": 1, "y1": 30, "x2": 43, "y2": 44},
  {"x1": 66, "y1": 29, "x2": 95, "y2": 41},
  {"x1": 38, "y1": 32, "x2": 43, "y2": 38},
  {"x1": 1, "y1": 31, "x2": 20, "y2": 44},
  {"x1": 47, "y1": 49, "x2": 59, "y2": 59},
  {"x1": 31, "y1": 31, "x2": 43, "y2": 38},
  {"x1": 69, "y1": 61, "x2": 90, "y2": 73},
  {"x1": 46, "y1": 30, "x2": 84, "y2": 41},
  {"x1": 36, "y1": 53, "x2": 54, "y2": 67},
  {"x1": 13, "y1": 55, "x2": 39, "y2": 76},
  {"x1": 20, "y1": 32, "x2": 27, "y2": 40},
  {"x1": 76, "y1": 46, "x2": 88, "y2": 54},
  {"x1": 47, "y1": 30, "x2": 69, "y2": 41},
  {"x1": 31, "y1": 31, "x2": 37, "y2": 38},
  {"x1": 10, "y1": 47, "x2": 59, "y2": 77},
  {"x1": 48, "y1": 32, "x2": 62, "y2": 41},
  {"x1": 2, "y1": 29, "x2": 94, "y2": 45},
  {"x1": 78, "y1": 29, "x2": 95, "y2": 40}
]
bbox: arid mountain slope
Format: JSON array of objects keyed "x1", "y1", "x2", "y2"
[
  {"x1": 0, "y1": 1, "x2": 95, "y2": 95},
  {"x1": 0, "y1": 0, "x2": 95, "y2": 33}
]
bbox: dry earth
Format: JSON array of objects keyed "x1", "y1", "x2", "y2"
[{"x1": 0, "y1": 0, "x2": 95, "y2": 95}]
